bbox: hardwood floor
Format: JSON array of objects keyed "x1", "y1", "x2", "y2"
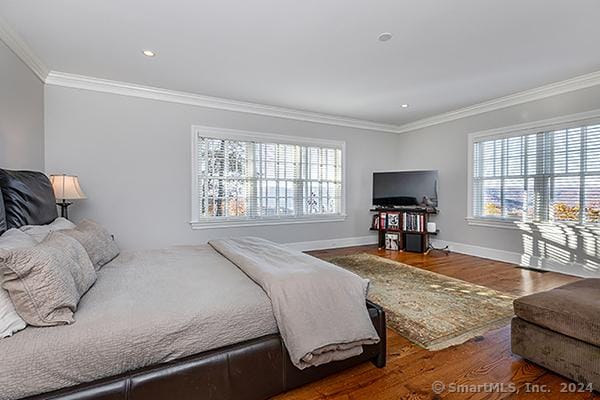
[{"x1": 274, "y1": 246, "x2": 596, "y2": 400}]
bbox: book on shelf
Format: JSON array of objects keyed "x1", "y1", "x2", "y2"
[
  {"x1": 385, "y1": 233, "x2": 400, "y2": 250},
  {"x1": 371, "y1": 214, "x2": 380, "y2": 229},
  {"x1": 373, "y1": 210, "x2": 431, "y2": 233},
  {"x1": 402, "y1": 212, "x2": 426, "y2": 232},
  {"x1": 387, "y1": 212, "x2": 400, "y2": 230}
]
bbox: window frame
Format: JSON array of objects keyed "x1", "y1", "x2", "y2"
[
  {"x1": 467, "y1": 109, "x2": 600, "y2": 229},
  {"x1": 190, "y1": 125, "x2": 347, "y2": 229}
]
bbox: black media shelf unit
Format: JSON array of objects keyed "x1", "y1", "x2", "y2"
[{"x1": 370, "y1": 207, "x2": 438, "y2": 253}]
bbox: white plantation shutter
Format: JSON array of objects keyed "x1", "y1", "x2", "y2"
[
  {"x1": 192, "y1": 127, "x2": 344, "y2": 225},
  {"x1": 472, "y1": 122, "x2": 600, "y2": 224}
]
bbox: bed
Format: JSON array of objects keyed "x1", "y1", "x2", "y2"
[{"x1": 0, "y1": 169, "x2": 386, "y2": 400}]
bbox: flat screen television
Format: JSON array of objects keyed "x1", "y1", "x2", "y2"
[{"x1": 372, "y1": 170, "x2": 438, "y2": 208}]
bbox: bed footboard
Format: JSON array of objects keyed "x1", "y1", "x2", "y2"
[{"x1": 367, "y1": 300, "x2": 387, "y2": 368}]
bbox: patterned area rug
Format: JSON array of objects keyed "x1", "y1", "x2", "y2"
[{"x1": 325, "y1": 253, "x2": 516, "y2": 351}]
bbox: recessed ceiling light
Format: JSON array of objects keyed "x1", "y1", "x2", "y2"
[
  {"x1": 378, "y1": 32, "x2": 393, "y2": 42},
  {"x1": 142, "y1": 50, "x2": 156, "y2": 57},
  {"x1": 401, "y1": 104, "x2": 409, "y2": 108}
]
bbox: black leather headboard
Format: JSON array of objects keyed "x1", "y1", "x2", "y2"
[
  {"x1": 0, "y1": 169, "x2": 58, "y2": 231},
  {"x1": 0, "y1": 190, "x2": 6, "y2": 234}
]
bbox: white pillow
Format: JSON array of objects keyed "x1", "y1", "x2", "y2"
[
  {"x1": 0, "y1": 290, "x2": 26, "y2": 338},
  {"x1": 0, "y1": 229, "x2": 36, "y2": 338},
  {"x1": 20, "y1": 217, "x2": 77, "y2": 242}
]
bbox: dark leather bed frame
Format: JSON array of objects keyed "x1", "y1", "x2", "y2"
[
  {"x1": 0, "y1": 169, "x2": 386, "y2": 400},
  {"x1": 24, "y1": 302, "x2": 385, "y2": 400}
]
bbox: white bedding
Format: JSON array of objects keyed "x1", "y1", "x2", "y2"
[{"x1": 0, "y1": 245, "x2": 278, "y2": 400}]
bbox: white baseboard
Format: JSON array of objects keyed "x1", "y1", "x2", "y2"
[
  {"x1": 286, "y1": 235, "x2": 377, "y2": 252},
  {"x1": 431, "y1": 238, "x2": 599, "y2": 278},
  {"x1": 430, "y1": 238, "x2": 522, "y2": 264},
  {"x1": 519, "y1": 254, "x2": 600, "y2": 278}
]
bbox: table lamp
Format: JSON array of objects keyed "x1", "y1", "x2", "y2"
[{"x1": 50, "y1": 174, "x2": 87, "y2": 219}]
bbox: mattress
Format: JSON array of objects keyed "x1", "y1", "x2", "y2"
[{"x1": 0, "y1": 245, "x2": 278, "y2": 400}]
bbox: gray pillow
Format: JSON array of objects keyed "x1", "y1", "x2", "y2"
[
  {"x1": 0, "y1": 228, "x2": 38, "y2": 250},
  {"x1": 61, "y1": 219, "x2": 119, "y2": 271},
  {"x1": 20, "y1": 217, "x2": 77, "y2": 242},
  {"x1": 0, "y1": 232, "x2": 97, "y2": 326}
]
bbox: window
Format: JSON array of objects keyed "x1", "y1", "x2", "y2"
[
  {"x1": 191, "y1": 126, "x2": 345, "y2": 228},
  {"x1": 470, "y1": 119, "x2": 600, "y2": 225}
]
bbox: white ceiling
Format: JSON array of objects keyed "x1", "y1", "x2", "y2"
[{"x1": 1, "y1": 0, "x2": 600, "y2": 126}]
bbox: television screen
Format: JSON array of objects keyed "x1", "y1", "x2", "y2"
[{"x1": 372, "y1": 170, "x2": 438, "y2": 207}]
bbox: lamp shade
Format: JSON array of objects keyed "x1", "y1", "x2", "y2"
[{"x1": 50, "y1": 175, "x2": 87, "y2": 200}]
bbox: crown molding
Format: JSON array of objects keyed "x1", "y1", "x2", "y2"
[
  {"x1": 0, "y1": 16, "x2": 48, "y2": 82},
  {"x1": 46, "y1": 69, "x2": 600, "y2": 135},
  {"x1": 45, "y1": 71, "x2": 406, "y2": 134},
  {"x1": 467, "y1": 108, "x2": 600, "y2": 141},
  {"x1": 395, "y1": 69, "x2": 600, "y2": 134}
]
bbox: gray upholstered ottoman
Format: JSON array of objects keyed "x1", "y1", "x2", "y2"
[{"x1": 511, "y1": 279, "x2": 600, "y2": 390}]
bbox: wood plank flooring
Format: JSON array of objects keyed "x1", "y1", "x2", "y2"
[{"x1": 273, "y1": 246, "x2": 596, "y2": 400}]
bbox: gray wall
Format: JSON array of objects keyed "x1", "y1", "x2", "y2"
[
  {"x1": 395, "y1": 84, "x2": 600, "y2": 275},
  {"x1": 0, "y1": 40, "x2": 44, "y2": 170},
  {"x1": 44, "y1": 85, "x2": 399, "y2": 249},
  {"x1": 43, "y1": 75, "x2": 600, "y2": 275}
]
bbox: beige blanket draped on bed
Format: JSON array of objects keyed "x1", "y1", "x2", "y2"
[{"x1": 208, "y1": 237, "x2": 380, "y2": 369}]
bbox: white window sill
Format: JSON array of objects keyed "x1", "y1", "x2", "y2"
[
  {"x1": 190, "y1": 214, "x2": 347, "y2": 229},
  {"x1": 465, "y1": 217, "x2": 521, "y2": 230}
]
